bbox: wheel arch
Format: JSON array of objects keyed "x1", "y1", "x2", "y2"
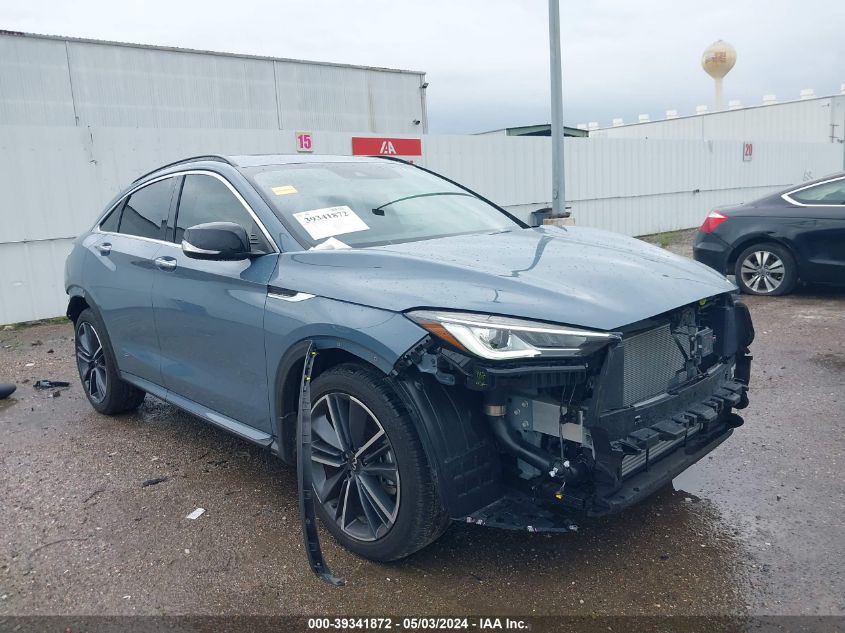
[
  {"x1": 272, "y1": 336, "x2": 405, "y2": 464},
  {"x1": 272, "y1": 338, "x2": 502, "y2": 518},
  {"x1": 726, "y1": 233, "x2": 799, "y2": 275},
  {"x1": 66, "y1": 292, "x2": 90, "y2": 323}
]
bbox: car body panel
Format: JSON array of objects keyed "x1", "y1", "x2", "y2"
[
  {"x1": 263, "y1": 293, "x2": 429, "y2": 462},
  {"x1": 152, "y1": 250, "x2": 279, "y2": 433},
  {"x1": 264, "y1": 294, "x2": 427, "y2": 382},
  {"x1": 275, "y1": 225, "x2": 736, "y2": 332},
  {"x1": 84, "y1": 231, "x2": 167, "y2": 384}
]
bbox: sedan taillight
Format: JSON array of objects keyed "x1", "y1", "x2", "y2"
[{"x1": 699, "y1": 210, "x2": 728, "y2": 233}]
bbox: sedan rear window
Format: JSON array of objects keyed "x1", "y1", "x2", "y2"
[
  {"x1": 244, "y1": 161, "x2": 521, "y2": 248},
  {"x1": 790, "y1": 178, "x2": 845, "y2": 205}
]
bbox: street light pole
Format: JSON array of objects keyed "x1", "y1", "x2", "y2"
[{"x1": 548, "y1": 0, "x2": 566, "y2": 216}]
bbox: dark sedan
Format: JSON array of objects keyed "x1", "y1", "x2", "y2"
[{"x1": 693, "y1": 172, "x2": 845, "y2": 295}]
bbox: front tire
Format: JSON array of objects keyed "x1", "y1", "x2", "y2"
[
  {"x1": 74, "y1": 308, "x2": 146, "y2": 414},
  {"x1": 309, "y1": 364, "x2": 448, "y2": 562},
  {"x1": 734, "y1": 242, "x2": 797, "y2": 296}
]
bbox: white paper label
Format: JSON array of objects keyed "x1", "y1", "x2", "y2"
[
  {"x1": 311, "y1": 237, "x2": 351, "y2": 250},
  {"x1": 293, "y1": 206, "x2": 369, "y2": 240}
]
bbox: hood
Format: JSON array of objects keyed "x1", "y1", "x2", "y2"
[{"x1": 276, "y1": 226, "x2": 736, "y2": 331}]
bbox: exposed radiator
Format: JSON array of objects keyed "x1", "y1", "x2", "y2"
[{"x1": 621, "y1": 323, "x2": 687, "y2": 406}]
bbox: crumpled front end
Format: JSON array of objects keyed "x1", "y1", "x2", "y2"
[{"x1": 397, "y1": 293, "x2": 754, "y2": 529}]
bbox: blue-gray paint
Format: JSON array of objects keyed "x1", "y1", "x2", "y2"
[
  {"x1": 152, "y1": 247, "x2": 278, "y2": 433},
  {"x1": 277, "y1": 226, "x2": 736, "y2": 331}
]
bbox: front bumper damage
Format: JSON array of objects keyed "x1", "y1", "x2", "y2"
[
  {"x1": 464, "y1": 418, "x2": 737, "y2": 532},
  {"x1": 394, "y1": 295, "x2": 754, "y2": 530}
]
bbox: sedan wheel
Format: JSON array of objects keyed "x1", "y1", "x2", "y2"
[
  {"x1": 76, "y1": 321, "x2": 108, "y2": 403},
  {"x1": 311, "y1": 392, "x2": 400, "y2": 542},
  {"x1": 739, "y1": 250, "x2": 785, "y2": 294},
  {"x1": 734, "y1": 242, "x2": 797, "y2": 296}
]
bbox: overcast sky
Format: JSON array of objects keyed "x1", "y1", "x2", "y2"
[{"x1": 3, "y1": 0, "x2": 844, "y2": 133}]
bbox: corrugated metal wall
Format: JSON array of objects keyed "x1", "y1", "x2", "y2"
[
  {"x1": 0, "y1": 32, "x2": 426, "y2": 132},
  {"x1": 1, "y1": 126, "x2": 840, "y2": 324},
  {"x1": 1, "y1": 32, "x2": 841, "y2": 324},
  {"x1": 590, "y1": 96, "x2": 845, "y2": 147}
]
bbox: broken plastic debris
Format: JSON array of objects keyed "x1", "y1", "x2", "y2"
[
  {"x1": 186, "y1": 508, "x2": 205, "y2": 520},
  {"x1": 141, "y1": 477, "x2": 169, "y2": 488},
  {"x1": 34, "y1": 379, "x2": 70, "y2": 389}
]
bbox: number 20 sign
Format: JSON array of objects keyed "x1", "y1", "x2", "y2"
[{"x1": 296, "y1": 132, "x2": 313, "y2": 153}]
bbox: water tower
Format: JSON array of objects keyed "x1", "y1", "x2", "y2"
[{"x1": 702, "y1": 40, "x2": 736, "y2": 111}]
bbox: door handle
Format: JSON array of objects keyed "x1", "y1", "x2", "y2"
[
  {"x1": 154, "y1": 256, "x2": 177, "y2": 271},
  {"x1": 96, "y1": 242, "x2": 112, "y2": 255}
]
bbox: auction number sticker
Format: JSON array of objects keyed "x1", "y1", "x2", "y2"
[{"x1": 293, "y1": 206, "x2": 369, "y2": 240}]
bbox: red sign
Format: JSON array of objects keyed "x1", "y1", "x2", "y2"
[
  {"x1": 296, "y1": 131, "x2": 313, "y2": 153},
  {"x1": 351, "y1": 137, "x2": 422, "y2": 157},
  {"x1": 743, "y1": 142, "x2": 753, "y2": 161}
]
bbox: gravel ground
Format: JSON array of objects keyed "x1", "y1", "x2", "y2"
[
  {"x1": 1, "y1": 240, "x2": 843, "y2": 618},
  {"x1": 639, "y1": 228, "x2": 698, "y2": 258}
]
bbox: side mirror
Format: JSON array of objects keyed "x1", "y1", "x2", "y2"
[{"x1": 181, "y1": 222, "x2": 253, "y2": 260}]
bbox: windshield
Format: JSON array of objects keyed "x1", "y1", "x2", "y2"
[{"x1": 244, "y1": 161, "x2": 522, "y2": 248}]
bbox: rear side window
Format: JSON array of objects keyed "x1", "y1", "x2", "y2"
[
  {"x1": 99, "y1": 204, "x2": 121, "y2": 232},
  {"x1": 118, "y1": 179, "x2": 174, "y2": 240},
  {"x1": 790, "y1": 178, "x2": 845, "y2": 205},
  {"x1": 175, "y1": 174, "x2": 270, "y2": 251}
]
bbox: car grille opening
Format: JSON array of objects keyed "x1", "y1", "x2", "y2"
[{"x1": 621, "y1": 323, "x2": 687, "y2": 407}]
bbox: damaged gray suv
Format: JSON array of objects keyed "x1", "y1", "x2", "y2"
[{"x1": 65, "y1": 154, "x2": 754, "y2": 562}]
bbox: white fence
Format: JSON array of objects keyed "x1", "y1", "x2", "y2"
[{"x1": 1, "y1": 125, "x2": 841, "y2": 323}]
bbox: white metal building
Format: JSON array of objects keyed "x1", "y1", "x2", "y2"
[
  {"x1": 588, "y1": 92, "x2": 845, "y2": 148},
  {"x1": 0, "y1": 31, "x2": 428, "y2": 324},
  {"x1": 1, "y1": 32, "x2": 842, "y2": 324},
  {"x1": 0, "y1": 31, "x2": 428, "y2": 132}
]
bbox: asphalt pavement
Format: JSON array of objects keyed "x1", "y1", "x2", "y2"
[{"x1": 1, "y1": 282, "x2": 843, "y2": 618}]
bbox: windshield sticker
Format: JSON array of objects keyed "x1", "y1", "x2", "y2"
[
  {"x1": 293, "y1": 206, "x2": 369, "y2": 240},
  {"x1": 271, "y1": 185, "x2": 298, "y2": 196}
]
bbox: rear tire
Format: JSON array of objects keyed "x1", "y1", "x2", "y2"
[
  {"x1": 734, "y1": 242, "x2": 797, "y2": 296},
  {"x1": 309, "y1": 363, "x2": 448, "y2": 562},
  {"x1": 74, "y1": 308, "x2": 146, "y2": 415}
]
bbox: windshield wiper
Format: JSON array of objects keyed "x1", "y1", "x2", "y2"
[{"x1": 372, "y1": 191, "x2": 473, "y2": 215}]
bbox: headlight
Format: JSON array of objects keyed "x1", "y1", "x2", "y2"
[{"x1": 406, "y1": 310, "x2": 620, "y2": 360}]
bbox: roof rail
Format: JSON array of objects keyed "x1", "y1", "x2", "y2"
[{"x1": 132, "y1": 155, "x2": 234, "y2": 183}]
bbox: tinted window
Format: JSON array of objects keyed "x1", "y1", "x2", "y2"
[
  {"x1": 791, "y1": 178, "x2": 845, "y2": 205},
  {"x1": 118, "y1": 179, "x2": 173, "y2": 240},
  {"x1": 175, "y1": 175, "x2": 270, "y2": 251},
  {"x1": 245, "y1": 162, "x2": 521, "y2": 248},
  {"x1": 99, "y1": 204, "x2": 121, "y2": 232}
]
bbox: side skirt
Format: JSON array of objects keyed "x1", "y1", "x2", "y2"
[{"x1": 120, "y1": 371, "x2": 273, "y2": 446}]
